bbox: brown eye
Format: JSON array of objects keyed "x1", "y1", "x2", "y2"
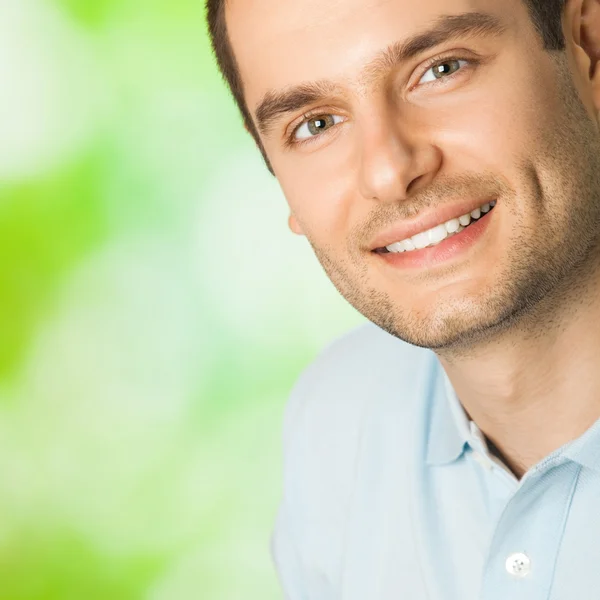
[
  {"x1": 307, "y1": 115, "x2": 336, "y2": 136},
  {"x1": 432, "y1": 59, "x2": 462, "y2": 79},
  {"x1": 419, "y1": 58, "x2": 469, "y2": 85},
  {"x1": 293, "y1": 114, "x2": 344, "y2": 143}
]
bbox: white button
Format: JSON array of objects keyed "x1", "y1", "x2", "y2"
[{"x1": 505, "y1": 552, "x2": 531, "y2": 578}]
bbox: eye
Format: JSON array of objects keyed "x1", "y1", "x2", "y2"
[
  {"x1": 418, "y1": 58, "x2": 470, "y2": 85},
  {"x1": 293, "y1": 114, "x2": 344, "y2": 142}
]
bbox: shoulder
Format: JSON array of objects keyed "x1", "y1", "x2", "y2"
[
  {"x1": 272, "y1": 322, "x2": 436, "y2": 590},
  {"x1": 280, "y1": 321, "x2": 433, "y2": 509},
  {"x1": 283, "y1": 321, "x2": 432, "y2": 448}
]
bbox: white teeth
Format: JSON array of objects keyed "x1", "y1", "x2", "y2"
[
  {"x1": 411, "y1": 232, "x2": 430, "y2": 250},
  {"x1": 384, "y1": 201, "x2": 496, "y2": 253},
  {"x1": 428, "y1": 224, "x2": 448, "y2": 245},
  {"x1": 402, "y1": 239, "x2": 416, "y2": 251},
  {"x1": 445, "y1": 218, "x2": 460, "y2": 233},
  {"x1": 387, "y1": 242, "x2": 405, "y2": 253}
]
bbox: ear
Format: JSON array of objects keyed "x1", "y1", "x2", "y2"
[
  {"x1": 288, "y1": 213, "x2": 305, "y2": 236},
  {"x1": 568, "y1": 0, "x2": 600, "y2": 110}
]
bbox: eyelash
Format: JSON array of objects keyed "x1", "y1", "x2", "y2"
[{"x1": 285, "y1": 53, "x2": 478, "y2": 149}]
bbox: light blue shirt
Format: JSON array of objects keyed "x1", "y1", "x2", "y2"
[{"x1": 271, "y1": 321, "x2": 600, "y2": 600}]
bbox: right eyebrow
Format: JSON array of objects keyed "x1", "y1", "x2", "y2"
[{"x1": 253, "y1": 11, "x2": 507, "y2": 138}]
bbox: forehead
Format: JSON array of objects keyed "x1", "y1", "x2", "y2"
[{"x1": 226, "y1": 0, "x2": 520, "y2": 117}]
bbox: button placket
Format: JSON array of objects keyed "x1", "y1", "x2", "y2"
[{"x1": 479, "y1": 461, "x2": 577, "y2": 600}]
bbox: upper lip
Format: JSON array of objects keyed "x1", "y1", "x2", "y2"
[{"x1": 369, "y1": 198, "x2": 495, "y2": 251}]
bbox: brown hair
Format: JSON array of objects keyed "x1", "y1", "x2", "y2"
[{"x1": 204, "y1": 0, "x2": 568, "y2": 176}]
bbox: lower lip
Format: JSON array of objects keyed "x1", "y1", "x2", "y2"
[{"x1": 373, "y1": 206, "x2": 496, "y2": 270}]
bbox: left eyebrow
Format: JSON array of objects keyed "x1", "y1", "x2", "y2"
[{"x1": 253, "y1": 11, "x2": 507, "y2": 138}]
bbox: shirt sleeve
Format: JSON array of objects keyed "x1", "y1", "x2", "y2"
[
  {"x1": 270, "y1": 497, "x2": 309, "y2": 600},
  {"x1": 269, "y1": 327, "x2": 370, "y2": 600},
  {"x1": 269, "y1": 364, "x2": 316, "y2": 600}
]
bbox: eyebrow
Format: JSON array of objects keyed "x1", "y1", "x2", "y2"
[{"x1": 253, "y1": 11, "x2": 507, "y2": 138}]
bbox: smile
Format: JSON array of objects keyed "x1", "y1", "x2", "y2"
[{"x1": 376, "y1": 200, "x2": 497, "y2": 254}]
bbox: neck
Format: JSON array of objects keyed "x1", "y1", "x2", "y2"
[{"x1": 436, "y1": 272, "x2": 600, "y2": 480}]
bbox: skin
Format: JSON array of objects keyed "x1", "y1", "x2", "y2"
[{"x1": 226, "y1": 0, "x2": 600, "y2": 479}]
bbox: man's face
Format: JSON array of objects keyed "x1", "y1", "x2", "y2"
[{"x1": 227, "y1": 0, "x2": 600, "y2": 352}]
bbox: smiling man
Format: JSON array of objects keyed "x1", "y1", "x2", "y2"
[{"x1": 205, "y1": 0, "x2": 600, "y2": 598}]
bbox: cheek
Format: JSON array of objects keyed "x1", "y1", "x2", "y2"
[
  {"x1": 429, "y1": 93, "x2": 542, "y2": 175},
  {"x1": 437, "y1": 109, "x2": 525, "y2": 174},
  {"x1": 279, "y1": 169, "x2": 355, "y2": 241},
  {"x1": 425, "y1": 48, "x2": 563, "y2": 172}
]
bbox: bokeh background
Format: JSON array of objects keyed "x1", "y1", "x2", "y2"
[{"x1": 0, "y1": 0, "x2": 366, "y2": 598}]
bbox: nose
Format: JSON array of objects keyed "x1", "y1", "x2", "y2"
[{"x1": 357, "y1": 112, "x2": 441, "y2": 204}]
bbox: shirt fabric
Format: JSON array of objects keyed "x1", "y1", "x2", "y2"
[{"x1": 270, "y1": 321, "x2": 600, "y2": 600}]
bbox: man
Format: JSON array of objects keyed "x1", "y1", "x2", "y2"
[{"x1": 205, "y1": 0, "x2": 600, "y2": 597}]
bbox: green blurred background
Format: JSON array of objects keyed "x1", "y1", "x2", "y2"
[{"x1": 0, "y1": 0, "x2": 364, "y2": 598}]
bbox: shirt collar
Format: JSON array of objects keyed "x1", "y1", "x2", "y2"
[
  {"x1": 425, "y1": 360, "x2": 470, "y2": 466},
  {"x1": 562, "y1": 414, "x2": 600, "y2": 474},
  {"x1": 427, "y1": 356, "x2": 600, "y2": 474}
]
